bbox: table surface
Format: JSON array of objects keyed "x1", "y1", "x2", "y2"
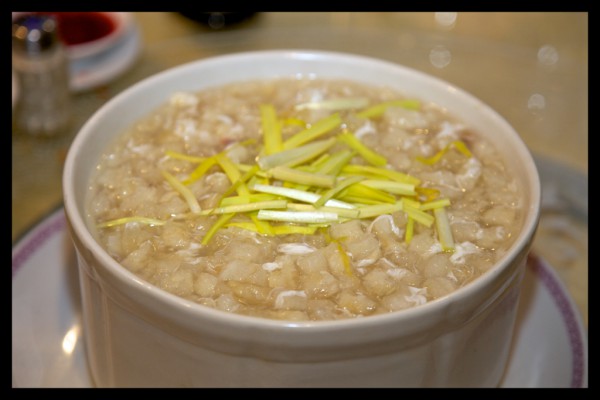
[{"x1": 12, "y1": 12, "x2": 588, "y2": 326}]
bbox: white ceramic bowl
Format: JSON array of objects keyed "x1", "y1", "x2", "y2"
[{"x1": 63, "y1": 50, "x2": 541, "y2": 388}]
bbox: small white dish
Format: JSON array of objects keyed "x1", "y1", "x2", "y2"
[
  {"x1": 11, "y1": 208, "x2": 588, "y2": 388},
  {"x1": 11, "y1": 12, "x2": 140, "y2": 93},
  {"x1": 62, "y1": 12, "x2": 133, "y2": 61},
  {"x1": 12, "y1": 12, "x2": 133, "y2": 61},
  {"x1": 68, "y1": 21, "x2": 141, "y2": 92}
]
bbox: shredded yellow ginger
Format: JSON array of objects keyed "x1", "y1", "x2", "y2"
[
  {"x1": 356, "y1": 99, "x2": 421, "y2": 119},
  {"x1": 201, "y1": 213, "x2": 235, "y2": 245},
  {"x1": 260, "y1": 104, "x2": 282, "y2": 155},
  {"x1": 295, "y1": 97, "x2": 369, "y2": 111},
  {"x1": 226, "y1": 221, "x2": 317, "y2": 236},
  {"x1": 405, "y1": 217, "x2": 414, "y2": 243},
  {"x1": 283, "y1": 113, "x2": 342, "y2": 150},
  {"x1": 323, "y1": 230, "x2": 353, "y2": 276},
  {"x1": 98, "y1": 97, "x2": 463, "y2": 254},
  {"x1": 434, "y1": 206, "x2": 455, "y2": 251},
  {"x1": 182, "y1": 157, "x2": 217, "y2": 185},
  {"x1": 416, "y1": 140, "x2": 473, "y2": 165},
  {"x1": 337, "y1": 132, "x2": 387, "y2": 166},
  {"x1": 96, "y1": 216, "x2": 166, "y2": 228},
  {"x1": 336, "y1": 241, "x2": 354, "y2": 276},
  {"x1": 161, "y1": 170, "x2": 201, "y2": 214}
]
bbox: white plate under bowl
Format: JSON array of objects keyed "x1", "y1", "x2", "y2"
[{"x1": 11, "y1": 208, "x2": 588, "y2": 388}]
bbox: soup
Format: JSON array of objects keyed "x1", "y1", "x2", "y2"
[{"x1": 86, "y1": 77, "x2": 524, "y2": 321}]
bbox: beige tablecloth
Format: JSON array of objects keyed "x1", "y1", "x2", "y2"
[{"x1": 12, "y1": 12, "x2": 587, "y2": 325}]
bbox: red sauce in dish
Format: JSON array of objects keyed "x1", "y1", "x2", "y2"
[{"x1": 33, "y1": 12, "x2": 116, "y2": 46}]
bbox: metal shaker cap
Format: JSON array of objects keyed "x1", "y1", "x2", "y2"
[{"x1": 12, "y1": 14, "x2": 60, "y2": 55}]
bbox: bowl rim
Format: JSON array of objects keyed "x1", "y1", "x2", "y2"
[{"x1": 63, "y1": 49, "x2": 541, "y2": 333}]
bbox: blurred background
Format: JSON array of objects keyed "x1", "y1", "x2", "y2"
[{"x1": 12, "y1": 11, "x2": 587, "y2": 322}]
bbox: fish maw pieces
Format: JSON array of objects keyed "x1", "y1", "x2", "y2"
[
  {"x1": 423, "y1": 276, "x2": 457, "y2": 299},
  {"x1": 227, "y1": 281, "x2": 271, "y2": 305},
  {"x1": 329, "y1": 220, "x2": 365, "y2": 241},
  {"x1": 363, "y1": 268, "x2": 396, "y2": 297},
  {"x1": 296, "y1": 249, "x2": 329, "y2": 274},
  {"x1": 337, "y1": 289, "x2": 377, "y2": 315},
  {"x1": 302, "y1": 271, "x2": 341, "y2": 299},
  {"x1": 345, "y1": 233, "x2": 381, "y2": 266}
]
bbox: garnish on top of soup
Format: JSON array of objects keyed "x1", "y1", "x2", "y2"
[{"x1": 87, "y1": 77, "x2": 523, "y2": 321}]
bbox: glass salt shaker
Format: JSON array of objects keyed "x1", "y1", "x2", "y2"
[{"x1": 12, "y1": 14, "x2": 71, "y2": 137}]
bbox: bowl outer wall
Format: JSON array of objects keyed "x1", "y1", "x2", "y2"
[{"x1": 63, "y1": 49, "x2": 541, "y2": 359}]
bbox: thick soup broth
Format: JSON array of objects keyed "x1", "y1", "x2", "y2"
[{"x1": 86, "y1": 77, "x2": 524, "y2": 321}]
